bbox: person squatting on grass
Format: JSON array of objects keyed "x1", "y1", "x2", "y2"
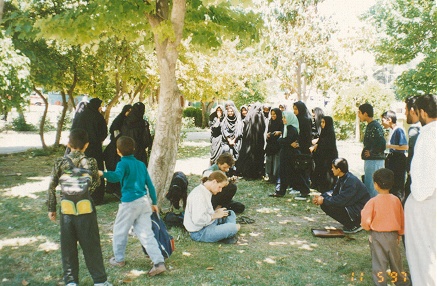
[
  {"x1": 312, "y1": 158, "x2": 370, "y2": 234},
  {"x1": 361, "y1": 168, "x2": 411, "y2": 286},
  {"x1": 99, "y1": 135, "x2": 166, "y2": 277},
  {"x1": 184, "y1": 170, "x2": 241, "y2": 244},
  {"x1": 47, "y1": 128, "x2": 112, "y2": 286}
]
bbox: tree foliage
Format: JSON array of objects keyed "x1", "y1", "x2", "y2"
[{"x1": 364, "y1": 0, "x2": 437, "y2": 98}]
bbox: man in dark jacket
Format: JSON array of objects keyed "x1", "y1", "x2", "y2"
[
  {"x1": 313, "y1": 158, "x2": 370, "y2": 234},
  {"x1": 71, "y1": 98, "x2": 108, "y2": 204}
]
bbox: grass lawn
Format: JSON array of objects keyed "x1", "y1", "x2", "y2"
[{"x1": 0, "y1": 143, "x2": 409, "y2": 286}]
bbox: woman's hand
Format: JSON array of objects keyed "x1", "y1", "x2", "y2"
[{"x1": 291, "y1": 141, "x2": 299, "y2": 148}]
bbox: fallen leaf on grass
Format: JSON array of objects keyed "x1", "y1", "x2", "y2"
[
  {"x1": 269, "y1": 241, "x2": 288, "y2": 246},
  {"x1": 278, "y1": 220, "x2": 290, "y2": 224},
  {"x1": 127, "y1": 270, "x2": 146, "y2": 278},
  {"x1": 206, "y1": 267, "x2": 214, "y2": 270},
  {"x1": 182, "y1": 251, "x2": 192, "y2": 256},
  {"x1": 22, "y1": 279, "x2": 29, "y2": 286},
  {"x1": 238, "y1": 250, "x2": 245, "y2": 253},
  {"x1": 264, "y1": 258, "x2": 276, "y2": 264},
  {"x1": 249, "y1": 232, "x2": 261, "y2": 237},
  {"x1": 237, "y1": 242, "x2": 249, "y2": 246},
  {"x1": 303, "y1": 216, "x2": 315, "y2": 222},
  {"x1": 122, "y1": 278, "x2": 133, "y2": 283}
]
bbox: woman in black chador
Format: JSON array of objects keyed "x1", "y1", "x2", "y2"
[
  {"x1": 221, "y1": 105, "x2": 243, "y2": 163},
  {"x1": 310, "y1": 116, "x2": 338, "y2": 193},
  {"x1": 235, "y1": 103, "x2": 266, "y2": 179},
  {"x1": 120, "y1": 102, "x2": 152, "y2": 165},
  {"x1": 209, "y1": 105, "x2": 224, "y2": 165},
  {"x1": 264, "y1": 108, "x2": 283, "y2": 183},
  {"x1": 71, "y1": 98, "x2": 108, "y2": 204},
  {"x1": 103, "y1": 104, "x2": 132, "y2": 197}
]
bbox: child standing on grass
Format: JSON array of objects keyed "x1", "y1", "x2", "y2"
[
  {"x1": 361, "y1": 168, "x2": 410, "y2": 286},
  {"x1": 99, "y1": 136, "x2": 166, "y2": 277},
  {"x1": 47, "y1": 128, "x2": 111, "y2": 286}
]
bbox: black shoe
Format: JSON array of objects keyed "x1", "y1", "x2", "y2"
[
  {"x1": 220, "y1": 236, "x2": 238, "y2": 244},
  {"x1": 343, "y1": 225, "x2": 363, "y2": 234},
  {"x1": 269, "y1": 192, "x2": 285, "y2": 197}
]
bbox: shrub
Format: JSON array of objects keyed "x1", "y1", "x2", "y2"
[
  {"x1": 183, "y1": 107, "x2": 202, "y2": 127},
  {"x1": 11, "y1": 115, "x2": 37, "y2": 132}
]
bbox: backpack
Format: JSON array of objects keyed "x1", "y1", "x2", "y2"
[
  {"x1": 59, "y1": 156, "x2": 93, "y2": 215},
  {"x1": 142, "y1": 212, "x2": 175, "y2": 258},
  {"x1": 164, "y1": 211, "x2": 184, "y2": 228}
]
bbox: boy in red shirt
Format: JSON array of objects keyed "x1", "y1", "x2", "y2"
[{"x1": 361, "y1": 168, "x2": 410, "y2": 286}]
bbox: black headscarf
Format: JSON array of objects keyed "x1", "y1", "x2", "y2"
[
  {"x1": 110, "y1": 104, "x2": 132, "y2": 140},
  {"x1": 124, "y1": 102, "x2": 145, "y2": 128},
  {"x1": 268, "y1": 108, "x2": 283, "y2": 133},
  {"x1": 87, "y1": 98, "x2": 102, "y2": 112},
  {"x1": 317, "y1": 116, "x2": 338, "y2": 158}
]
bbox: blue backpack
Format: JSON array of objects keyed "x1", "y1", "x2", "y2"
[{"x1": 142, "y1": 212, "x2": 175, "y2": 258}]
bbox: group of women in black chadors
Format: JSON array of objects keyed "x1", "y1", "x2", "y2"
[
  {"x1": 208, "y1": 101, "x2": 338, "y2": 200},
  {"x1": 71, "y1": 99, "x2": 152, "y2": 204}
]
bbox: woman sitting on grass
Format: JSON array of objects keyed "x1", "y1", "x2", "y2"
[{"x1": 183, "y1": 170, "x2": 240, "y2": 244}]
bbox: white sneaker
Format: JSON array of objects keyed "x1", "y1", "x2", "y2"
[
  {"x1": 66, "y1": 283, "x2": 78, "y2": 286},
  {"x1": 94, "y1": 282, "x2": 113, "y2": 286}
]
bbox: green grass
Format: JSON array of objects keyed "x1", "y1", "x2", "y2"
[{"x1": 0, "y1": 143, "x2": 409, "y2": 286}]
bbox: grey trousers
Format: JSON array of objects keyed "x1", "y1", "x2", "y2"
[{"x1": 369, "y1": 231, "x2": 410, "y2": 286}]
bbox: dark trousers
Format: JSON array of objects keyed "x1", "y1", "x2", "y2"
[
  {"x1": 60, "y1": 211, "x2": 107, "y2": 284},
  {"x1": 321, "y1": 204, "x2": 359, "y2": 229},
  {"x1": 385, "y1": 152, "x2": 406, "y2": 200}
]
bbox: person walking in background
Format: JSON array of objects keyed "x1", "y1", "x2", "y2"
[
  {"x1": 381, "y1": 110, "x2": 408, "y2": 201},
  {"x1": 71, "y1": 98, "x2": 108, "y2": 205},
  {"x1": 404, "y1": 94, "x2": 436, "y2": 285},
  {"x1": 292, "y1": 101, "x2": 312, "y2": 200},
  {"x1": 361, "y1": 168, "x2": 410, "y2": 286},
  {"x1": 403, "y1": 97, "x2": 421, "y2": 202},
  {"x1": 312, "y1": 158, "x2": 370, "y2": 234},
  {"x1": 47, "y1": 129, "x2": 111, "y2": 286},
  {"x1": 310, "y1": 116, "x2": 338, "y2": 193},
  {"x1": 184, "y1": 170, "x2": 240, "y2": 244},
  {"x1": 264, "y1": 108, "x2": 283, "y2": 183},
  {"x1": 221, "y1": 105, "x2": 243, "y2": 163},
  {"x1": 120, "y1": 102, "x2": 153, "y2": 166},
  {"x1": 358, "y1": 103, "x2": 386, "y2": 198},
  {"x1": 99, "y1": 136, "x2": 166, "y2": 277},
  {"x1": 209, "y1": 105, "x2": 225, "y2": 165},
  {"x1": 269, "y1": 111, "x2": 300, "y2": 197},
  {"x1": 103, "y1": 104, "x2": 132, "y2": 198}
]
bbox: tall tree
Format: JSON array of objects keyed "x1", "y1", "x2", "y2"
[
  {"x1": 363, "y1": 0, "x2": 437, "y2": 98},
  {"x1": 34, "y1": 0, "x2": 262, "y2": 203}
]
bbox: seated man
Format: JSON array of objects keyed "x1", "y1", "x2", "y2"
[
  {"x1": 203, "y1": 153, "x2": 245, "y2": 214},
  {"x1": 312, "y1": 158, "x2": 370, "y2": 234}
]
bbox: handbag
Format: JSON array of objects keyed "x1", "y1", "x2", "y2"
[{"x1": 292, "y1": 154, "x2": 313, "y2": 171}]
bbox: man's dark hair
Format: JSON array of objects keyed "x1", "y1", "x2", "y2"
[
  {"x1": 405, "y1": 96, "x2": 418, "y2": 111},
  {"x1": 216, "y1": 152, "x2": 235, "y2": 167},
  {"x1": 116, "y1": 136, "x2": 135, "y2": 156},
  {"x1": 332, "y1": 158, "x2": 349, "y2": 173},
  {"x1": 359, "y1": 103, "x2": 374, "y2": 118},
  {"x1": 381, "y1": 110, "x2": 397, "y2": 123},
  {"x1": 373, "y1": 168, "x2": 394, "y2": 190},
  {"x1": 69, "y1": 128, "x2": 89, "y2": 149},
  {"x1": 415, "y1": 94, "x2": 437, "y2": 118}
]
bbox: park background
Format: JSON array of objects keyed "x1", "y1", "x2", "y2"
[{"x1": 1, "y1": 0, "x2": 434, "y2": 285}]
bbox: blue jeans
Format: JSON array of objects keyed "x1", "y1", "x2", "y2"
[
  {"x1": 190, "y1": 210, "x2": 238, "y2": 242},
  {"x1": 112, "y1": 196, "x2": 164, "y2": 264},
  {"x1": 364, "y1": 160, "x2": 384, "y2": 198}
]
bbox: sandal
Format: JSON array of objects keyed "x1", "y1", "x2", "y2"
[{"x1": 236, "y1": 216, "x2": 255, "y2": 224}]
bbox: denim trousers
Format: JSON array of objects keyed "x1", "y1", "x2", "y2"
[
  {"x1": 112, "y1": 196, "x2": 164, "y2": 265},
  {"x1": 190, "y1": 210, "x2": 238, "y2": 242},
  {"x1": 364, "y1": 160, "x2": 384, "y2": 198}
]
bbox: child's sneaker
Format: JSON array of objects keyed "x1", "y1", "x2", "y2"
[
  {"x1": 94, "y1": 282, "x2": 113, "y2": 286},
  {"x1": 148, "y1": 262, "x2": 166, "y2": 277},
  {"x1": 109, "y1": 257, "x2": 126, "y2": 267}
]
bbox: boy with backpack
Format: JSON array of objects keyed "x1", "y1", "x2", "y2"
[
  {"x1": 98, "y1": 136, "x2": 166, "y2": 277},
  {"x1": 361, "y1": 168, "x2": 410, "y2": 285},
  {"x1": 47, "y1": 128, "x2": 111, "y2": 286}
]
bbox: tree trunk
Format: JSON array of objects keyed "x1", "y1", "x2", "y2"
[
  {"x1": 147, "y1": 0, "x2": 186, "y2": 205},
  {"x1": 54, "y1": 91, "x2": 68, "y2": 147},
  {"x1": 34, "y1": 86, "x2": 48, "y2": 149}
]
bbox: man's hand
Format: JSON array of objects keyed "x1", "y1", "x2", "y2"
[
  {"x1": 48, "y1": 212, "x2": 56, "y2": 222},
  {"x1": 313, "y1": 196, "x2": 323, "y2": 205},
  {"x1": 364, "y1": 150, "x2": 371, "y2": 158}
]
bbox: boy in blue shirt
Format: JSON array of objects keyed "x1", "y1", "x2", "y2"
[{"x1": 99, "y1": 136, "x2": 166, "y2": 276}]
